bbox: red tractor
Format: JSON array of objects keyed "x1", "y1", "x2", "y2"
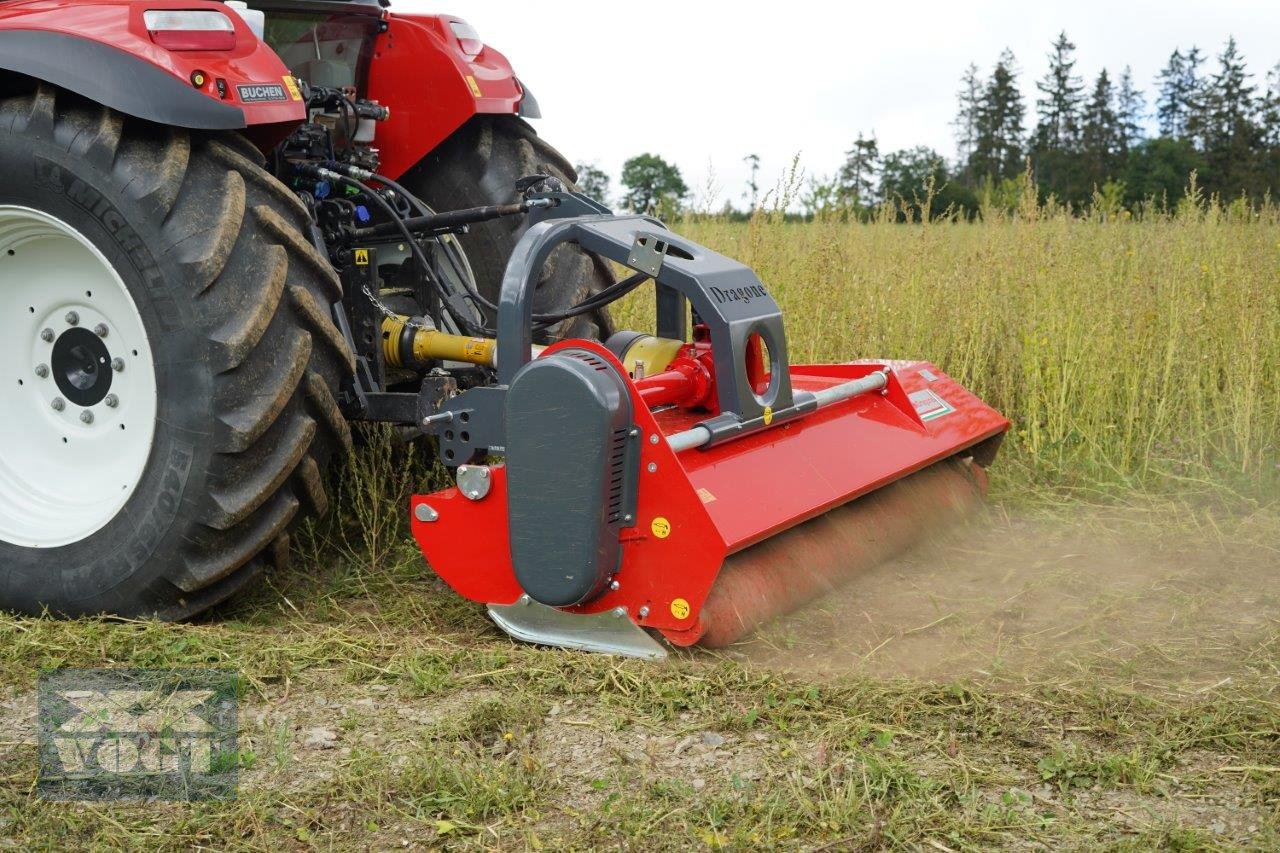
[{"x1": 0, "y1": 0, "x2": 1007, "y2": 657}]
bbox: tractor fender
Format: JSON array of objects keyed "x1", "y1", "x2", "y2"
[
  {"x1": 367, "y1": 13, "x2": 532, "y2": 179},
  {"x1": 0, "y1": 2, "x2": 304, "y2": 133},
  {"x1": 0, "y1": 29, "x2": 245, "y2": 130}
]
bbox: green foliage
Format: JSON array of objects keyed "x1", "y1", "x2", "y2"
[
  {"x1": 838, "y1": 132, "x2": 880, "y2": 208},
  {"x1": 573, "y1": 161, "x2": 611, "y2": 205},
  {"x1": 877, "y1": 146, "x2": 977, "y2": 220},
  {"x1": 619, "y1": 152, "x2": 687, "y2": 215},
  {"x1": 943, "y1": 35, "x2": 1280, "y2": 210},
  {"x1": 1122, "y1": 137, "x2": 1205, "y2": 206}
]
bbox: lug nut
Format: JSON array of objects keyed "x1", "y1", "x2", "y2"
[
  {"x1": 110, "y1": 357, "x2": 125, "y2": 373},
  {"x1": 51, "y1": 397, "x2": 65, "y2": 412},
  {"x1": 93, "y1": 323, "x2": 108, "y2": 338},
  {"x1": 40, "y1": 328, "x2": 54, "y2": 343},
  {"x1": 80, "y1": 410, "x2": 94, "y2": 424},
  {"x1": 64, "y1": 311, "x2": 79, "y2": 326},
  {"x1": 104, "y1": 394, "x2": 119, "y2": 408},
  {"x1": 34, "y1": 364, "x2": 49, "y2": 378}
]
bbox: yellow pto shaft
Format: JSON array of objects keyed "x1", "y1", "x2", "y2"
[{"x1": 382, "y1": 315, "x2": 497, "y2": 368}]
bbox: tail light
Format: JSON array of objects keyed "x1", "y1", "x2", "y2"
[
  {"x1": 143, "y1": 10, "x2": 237, "y2": 51},
  {"x1": 449, "y1": 20, "x2": 483, "y2": 58}
]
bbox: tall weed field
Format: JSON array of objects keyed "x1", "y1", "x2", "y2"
[{"x1": 613, "y1": 205, "x2": 1280, "y2": 506}]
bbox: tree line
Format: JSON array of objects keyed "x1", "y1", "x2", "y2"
[{"x1": 578, "y1": 33, "x2": 1280, "y2": 219}]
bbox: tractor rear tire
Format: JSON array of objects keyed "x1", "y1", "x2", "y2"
[
  {"x1": 402, "y1": 116, "x2": 615, "y2": 341},
  {"x1": 0, "y1": 87, "x2": 355, "y2": 619}
]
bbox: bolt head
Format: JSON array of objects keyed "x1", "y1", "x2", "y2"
[
  {"x1": 478, "y1": 467, "x2": 489, "y2": 479},
  {"x1": 51, "y1": 397, "x2": 65, "y2": 412},
  {"x1": 93, "y1": 323, "x2": 108, "y2": 338},
  {"x1": 647, "y1": 462, "x2": 658, "y2": 473},
  {"x1": 622, "y1": 514, "x2": 633, "y2": 524},
  {"x1": 40, "y1": 328, "x2": 55, "y2": 343},
  {"x1": 110, "y1": 357, "x2": 125, "y2": 373},
  {"x1": 104, "y1": 394, "x2": 119, "y2": 408},
  {"x1": 34, "y1": 364, "x2": 49, "y2": 378},
  {"x1": 649, "y1": 434, "x2": 659, "y2": 445},
  {"x1": 638, "y1": 605, "x2": 650, "y2": 618},
  {"x1": 609, "y1": 580, "x2": 621, "y2": 591},
  {"x1": 79, "y1": 410, "x2": 93, "y2": 424},
  {"x1": 64, "y1": 311, "x2": 79, "y2": 326}
]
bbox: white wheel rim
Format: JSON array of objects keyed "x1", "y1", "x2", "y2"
[{"x1": 0, "y1": 206, "x2": 158, "y2": 548}]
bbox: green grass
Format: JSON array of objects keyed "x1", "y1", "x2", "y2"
[
  {"x1": 616, "y1": 204, "x2": 1280, "y2": 512},
  {"x1": 2, "y1": 209, "x2": 1279, "y2": 849}
]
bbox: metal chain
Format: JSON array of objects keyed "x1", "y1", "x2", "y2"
[
  {"x1": 359, "y1": 233, "x2": 478, "y2": 333},
  {"x1": 360, "y1": 280, "x2": 434, "y2": 331}
]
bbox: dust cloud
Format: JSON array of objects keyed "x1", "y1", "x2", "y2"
[{"x1": 726, "y1": 512, "x2": 1280, "y2": 689}]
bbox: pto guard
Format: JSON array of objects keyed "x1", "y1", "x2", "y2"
[{"x1": 410, "y1": 345, "x2": 1007, "y2": 655}]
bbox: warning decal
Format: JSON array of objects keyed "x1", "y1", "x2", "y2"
[{"x1": 908, "y1": 388, "x2": 955, "y2": 422}]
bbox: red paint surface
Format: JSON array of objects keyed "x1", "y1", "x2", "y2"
[
  {"x1": 0, "y1": 4, "x2": 527, "y2": 175},
  {"x1": 367, "y1": 13, "x2": 524, "y2": 179},
  {"x1": 0, "y1": 0, "x2": 304, "y2": 127}
]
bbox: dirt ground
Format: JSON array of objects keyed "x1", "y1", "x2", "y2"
[
  {"x1": 2, "y1": 506, "x2": 1278, "y2": 849},
  {"x1": 728, "y1": 511, "x2": 1280, "y2": 690}
]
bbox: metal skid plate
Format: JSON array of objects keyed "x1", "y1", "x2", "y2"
[{"x1": 487, "y1": 596, "x2": 667, "y2": 660}]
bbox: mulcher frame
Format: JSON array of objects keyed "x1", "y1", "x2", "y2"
[{"x1": 407, "y1": 199, "x2": 1011, "y2": 656}]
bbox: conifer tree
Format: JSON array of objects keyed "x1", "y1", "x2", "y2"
[
  {"x1": 1156, "y1": 47, "x2": 1204, "y2": 139},
  {"x1": 1116, "y1": 65, "x2": 1146, "y2": 150},
  {"x1": 1199, "y1": 38, "x2": 1262, "y2": 196},
  {"x1": 1081, "y1": 69, "x2": 1123, "y2": 189},
  {"x1": 952, "y1": 63, "x2": 983, "y2": 168},
  {"x1": 838, "y1": 133, "x2": 880, "y2": 207},
  {"x1": 1034, "y1": 32, "x2": 1084, "y2": 151},
  {"x1": 971, "y1": 50, "x2": 1026, "y2": 183}
]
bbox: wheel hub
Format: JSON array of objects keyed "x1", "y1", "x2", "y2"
[
  {"x1": 0, "y1": 205, "x2": 157, "y2": 548},
  {"x1": 51, "y1": 326, "x2": 113, "y2": 407}
]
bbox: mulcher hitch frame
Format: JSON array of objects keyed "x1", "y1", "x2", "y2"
[{"x1": 423, "y1": 196, "x2": 808, "y2": 463}]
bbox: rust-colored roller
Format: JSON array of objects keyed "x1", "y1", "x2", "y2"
[{"x1": 696, "y1": 458, "x2": 986, "y2": 648}]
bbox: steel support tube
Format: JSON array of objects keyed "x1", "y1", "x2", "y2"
[{"x1": 665, "y1": 369, "x2": 890, "y2": 453}]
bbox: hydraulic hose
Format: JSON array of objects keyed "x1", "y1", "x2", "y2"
[{"x1": 303, "y1": 165, "x2": 488, "y2": 338}]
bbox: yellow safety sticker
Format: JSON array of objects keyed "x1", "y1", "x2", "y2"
[
  {"x1": 463, "y1": 339, "x2": 488, "y2": 358},
  {"x1": 465, "y1": 75, "x2": 483, "y2": 98},
  {"x1": 650, "y1": 517, "x2": 671, "y2": 539},
  {"x1": 696, "y1": 487, "x2": 716, "y2": 504},
  {"x1": 353, "y1": 248, "x2": 370, "y2": 266},
  {"x1": 763, "y1": 405, "x2": 773, "y2": 425},
  {"x1": 282, "y1": 75, "x2": 303, "y2": 101},
  {"x1": 670, "y1": 598, "x2": 690, "y2": 620}
]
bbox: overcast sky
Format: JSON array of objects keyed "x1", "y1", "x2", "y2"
[{"x1": 395, "y1": 0, "x2": 1279, "y2": 208}]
